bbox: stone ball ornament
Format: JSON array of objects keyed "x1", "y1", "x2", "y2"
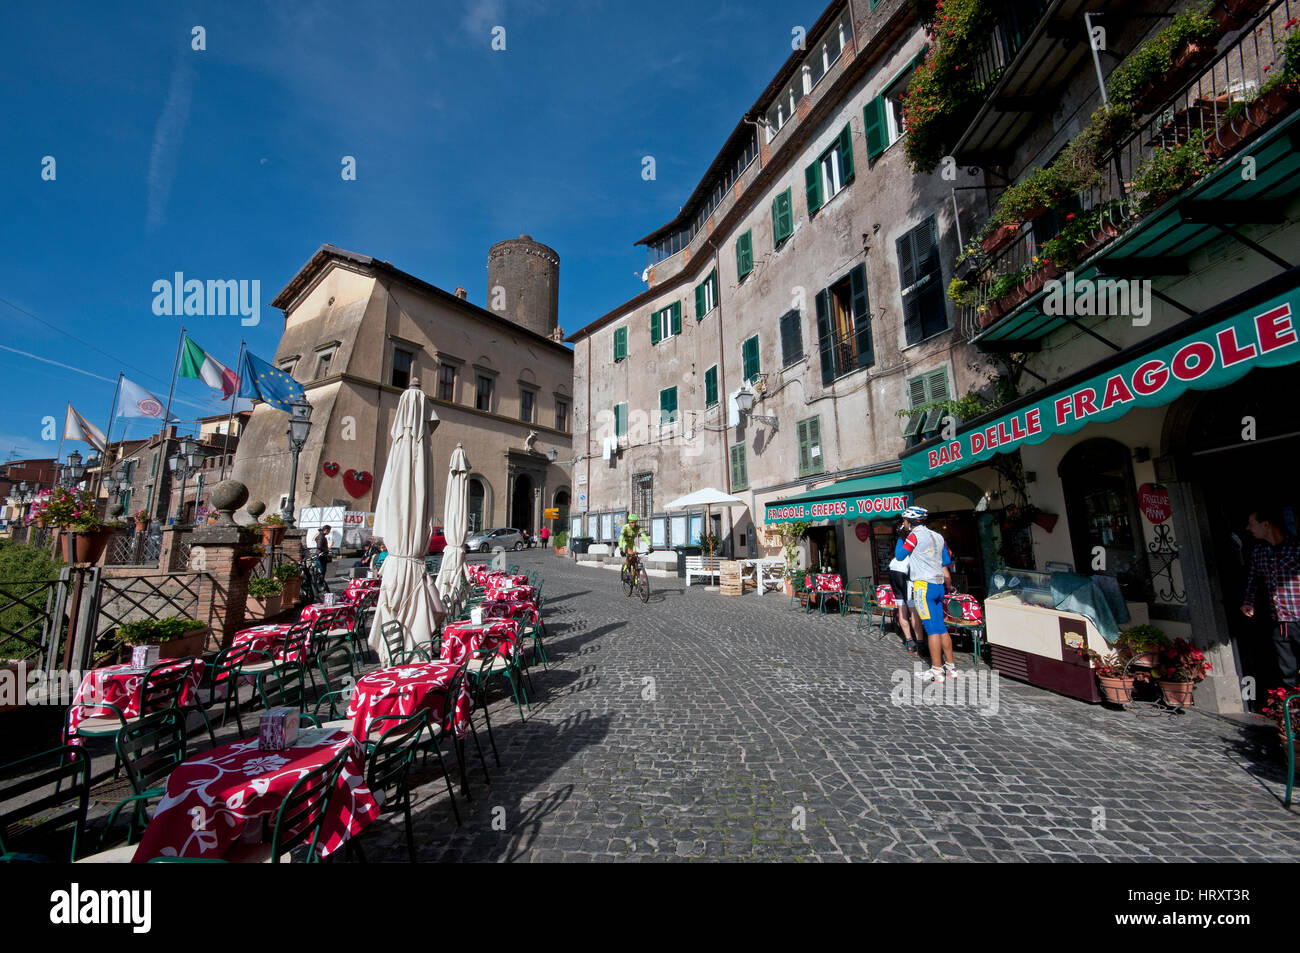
[{"x1": 209, "y1": 481, "x2": 250, "y2": 526}]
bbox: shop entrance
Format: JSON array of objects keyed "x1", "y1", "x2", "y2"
[
  {"x1": 1059, "y1": 438, "x2": 1150, "y2": 602},
  {"x1": 1180, "y1": 366, "x2": 1300, "y2": 706}
]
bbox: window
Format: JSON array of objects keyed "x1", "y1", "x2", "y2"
[
  {"x1": 771, "y1": 189, "x2": 794, "y2": 247},
  {"x1": 704, "y1": 365, "x2": 719, "y2": 408},
  {"x1": 476, "y1": 375, "x2": 494, "y2": 412},
  {"x1": 805, "y1": 124, "x2": 854, "y2": 216},
  {"x1": 278, "y1": 358, "x2": 298, "y2": 378},
  {"x1": 694, "y1": 269, "x2": 718, "y2": 320},
  {"x1": 613, "y1": 326, "x2": 628, "y2": 361},
  {"x1": 555, "y1": 398, "x2": 569, "y2": 432},
  {"x1": 742, "y1": 335, "x2": 761, "y2": 384},
  {"x1": 438, "y1": 362, "x2": 457, "y2": 401},
  {"x1": 815, "y1": 263, "x2": 874, "y2": 384},
  {"x1": 797, "y1": 416, "x2": 824, "y2": 476},
  {"x1": 864, "y1": 48, "x2": 928, "y2": 161},
  {"x1": 779, "y1": 309, "x2": 803, "y2": 367},
  {"x1": 614, "y1": 402, "x2": 628, "y2": 437},
  {"x1": 905, "y1": 367, "x2": 950, "y2": 442},
  {"x1": 391, "y1": 347, "x2": 413, "y2": 388},
  {"x1": 898, "y1": 217, "x2": 947, "y2": 344},
  {"x1": 736, "y1": 231, "x2": 754, "y2": 282},
  {"x1": 312, "y1": 349, "x2": 335, "y2": 380},
  {"x1": 650, "y1": 302, "x2": 682, "y2": 344},
  {"x1": 632, "y1": 472, "x2": 654, "y2": 518},
  {"x1": 730, "y1": 444, "x2": 749, "y2": 491},
  {"x1": 659, "y1": 386, "x2": 678, "y2": 425},
  {"x1": 520, "y1": 388, "x2": 536, "y2": 423}
]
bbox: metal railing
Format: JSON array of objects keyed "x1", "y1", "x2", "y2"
[
  {"x1": 106, "y1": 530, "x2": 162, "y2": 567},
  {"x1": 969, "y1": 0, "x2": 1055, "y2": 94},
  {"x1": 957, "y1": 0, "x2": 1298, "y2": 341},
  {"x1": 0, "y1": 577, "x2": 67, "y2": 666},
  {"x1": 87, "y1": 570, "x2": 210, "y2": 668},
  {"x1": 817, "y1": 325, "x2": 874, "y2": 384}
]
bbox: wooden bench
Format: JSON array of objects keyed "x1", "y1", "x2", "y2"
[{"x1": 685, "y1": 555, "x2": 721, "y2": 586}]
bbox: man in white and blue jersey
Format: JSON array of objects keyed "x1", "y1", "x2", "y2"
[{"x1": 895, "y1": 506, "x2": 956, "y2": 684}]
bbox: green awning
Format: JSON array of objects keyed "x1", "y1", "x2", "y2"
[
  {"x1": 903, "y1": 280, "x2": 1300, "y2": 483},
  {"x1": 764, "y1": 472, "x2": 910, "y2": 525}
]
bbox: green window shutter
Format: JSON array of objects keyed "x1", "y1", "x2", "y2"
[
  {"x1": 709, "y1": 269, "x2": 718, "y2": 309},
  {"x1": 839, "y1": 123, "x2": 855, "y2": 184},
  {"x1": 651, "y1": 308, "x2": 662, "y2": 344},
  {"x1": 695, "y1": 282, "x2": 706, "y2": 320},
  {"x1": 797, "y1": 419, "x2": 811, "y2": 474},
  {"x1": 815, "y1": 288, "x2": 836, "y2": 385},
  {"x1": 660, "y1": 386, "x2": 678, "y2": 424},
  {"x1": 613, "y1": 327, "x2": 627, "y2": 361},
  {"x1": 705, "y1": 365, "x2": 718, "y2": 407},
  {"x1": 926, "y1": 367, "x2": 950, "y2": 403},
  {"x1": 742, "y1": 335, "x2": 760, "y2": 382},
  {"x1": 850, "y1": 263, "x2": 873, "y2": 368},
  {"x1": 736, "y1": 231, "x2": 753, "y2": 280},
  {"x1": 772, "y1": 189, "x2": 793, "y2": 245},
  {"x1": 670, "y1": 302, "x2": 682, "y2": 336},
  {"x1": 806, "y1": 416, "x2": 823, "y2": 473},
  {"x1": 864, "y1": 96, "x2": 887, "y2": 161},
  {"x1": 805, "y1": 162, "x2": 822, "y2": 216},
  {"x1": 908, "y1": 375, "x2": 928, "y2": 408},
  {"x1": 730, "y1": 444, "x2": 748, "y2": 491},
  {"x1": 615, "y1": 402, "x2": 627, "y2": 437}
]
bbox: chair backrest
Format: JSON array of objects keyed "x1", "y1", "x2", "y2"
[
  {"x1": 257, "y1": 660, "x2": 307, "y2": 712},
  {"x1": 380, "y1": 619, "x2": 406, "y2": 655},
  {"x1": 875, "y1": 583, "x2": 897, "y2": 607},
  {"x1": 140, "y1": 658, "x2": 198, "y2": 714},
  {"x1": 117, "y1": 707, "x2": 187, "y2": 795},
  {"x1": 269, "y1": 745, "x2": 349, "y2": 861},
  {"x1": 315, "y1": 641, "x2": 356, "y2": 695},
  {"x1": 366, "y1": 710, "x2": 429, "y2": 801},
  {"x1": 212, "y1": 644, "x2": 258, "y2": 687},
  {"x1": 0, "y1": 746, "x2": 91, "y2": 861}
]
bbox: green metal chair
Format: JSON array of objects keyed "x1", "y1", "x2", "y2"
[
  {"x1": 99, "y1": 707, "x2": 188, "y2": 848},
  {"x1": 188, "y1": 644, "x2": 274, "y2": 744},
  {"x1": 356, "y1": 710, "x2": 429, "y2": 862},
  {"x1": 468, "y1": 642, "x2": 529, "y2": 724},
  {"x1": 787, "y1": 575, "x2": 808, "y2": 612},
  {"x1": 0, "y1": 746, "x2": 91, "y2": 862},
  {"x1": 380, "y1": 619, "x2": 431, "y2": 666},
  {"x1": 838, "y1": 576, "x2": 871, "y2": 620},
  {"x1": 252, "y1": 660, "x2": 321, "y2": 729},
  {"x1": 1285, "y1": 693, "x2": 1298, "y2": 808},
  {"x1": 227, "y1": 745, "x2": 350, "y2": 863},
  {"x1": 312, "y1": 640, "x2": 359, "y2": 728}
]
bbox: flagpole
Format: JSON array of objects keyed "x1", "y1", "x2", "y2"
[
  {"x1": 162, "y1": 327, "x2": 185, "y2": 439},
  {"x1": 93, "y1": 374, "x2": 122, "y2": 507},
  {"x1": 219, "y1": 340, "x2": 245, "y2": 481}
]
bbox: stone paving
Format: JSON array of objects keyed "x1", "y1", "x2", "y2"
[{"x1": 359, "y1": 550, "x2": 1300, "y2": 862}]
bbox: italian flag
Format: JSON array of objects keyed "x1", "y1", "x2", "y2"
[{"x1": 178, "y1": 335, "x2": 239, "y2": 399}]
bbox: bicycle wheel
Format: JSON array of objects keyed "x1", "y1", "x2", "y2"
[
  {"x1": 636, "y1": 567, "x2": 650, "y2": 603},
  {"x1": 621, "y1": 564, "x2": 634, "y2": 596}
]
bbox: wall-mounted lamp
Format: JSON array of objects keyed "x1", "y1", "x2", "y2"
[{"x1": 735, "y1": 381, "x2": 779, "y2": 431}]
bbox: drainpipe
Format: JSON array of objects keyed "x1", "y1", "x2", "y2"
[{"x1": 708, "y1": 236, "x2": 733, "y2": 551}]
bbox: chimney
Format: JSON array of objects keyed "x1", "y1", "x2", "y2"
[{"x1": 454, "y1": 286, "x2": 468, "y2": 300}]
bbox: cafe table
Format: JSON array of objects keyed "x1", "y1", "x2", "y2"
[
  {"x1": 130, "y1": 728, "x2": 377, "y2": 862},
  {"x1": 440, "y1": 618, "x2": 521, "y2": 665},
  {"x1": 480, "y1": 599, "x2": 539, "y2": 624},
  {"x1": 485, "y1": 584, "x2": 537, "y2": 603},
  {"x1": 347, "y1": 661, "x2": 472, "y2": 744},
  {"x1": 300, "y1": 601, "x2": 356, "y2": 629},
  {"x1": 65, "y1": 659, "x2": 205, "y2": 744}
]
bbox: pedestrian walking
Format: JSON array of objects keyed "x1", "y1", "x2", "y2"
[
  {"x1": 896, "y1": 506, "x2": 957, "y2": 683},
  {"x1": 314, "y1": 525, "x2": 332, "y2": 578},
  {"x1": 539, "y1": 525, "x2": 550, "y2": 547},
  {"x1": 1241, "y1": 505, "x2": 1300, "y2": 687},
  {"x1": 888, "y1": 521, "x2": 921, "y2": 654}
]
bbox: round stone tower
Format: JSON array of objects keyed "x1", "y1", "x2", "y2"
[{"x1": 486, "y1": 235, "x2": 559, "y2": 338}]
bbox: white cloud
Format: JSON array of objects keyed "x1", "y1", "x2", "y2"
[
  {"x1": 146, "y1": 61, "x2": 197, "y2": 230},
  {"x1": 462, "y1": 0, "x2": 505, "y2": 36}
]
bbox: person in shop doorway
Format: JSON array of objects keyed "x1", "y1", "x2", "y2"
[
  {"x1": 889, "y1": 522, "x2": 922, "y2": 655},
  {"x1": 897, "y1": 506, "x2": 957, "y2": 683},
  {"x1": 1241, "y1": 505, "x2": 1300, "y2": 687}
]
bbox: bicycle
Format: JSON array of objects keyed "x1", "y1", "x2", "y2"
[{"x1": 620, "y1": 550, "x2": 651, "y2": 603}]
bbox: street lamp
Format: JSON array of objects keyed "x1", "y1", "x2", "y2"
[
  {"x1": 170, "y1": 437, "x2": 201, "y2": 525},
  {"x1": 284, "y1": 397, "x2": 312, "y2": 528},
  {"x1": 66, "y1": 450, "x2": 85, "y2": 485},
  {"x1": 734, "y1": 381, "x2": 780, "y2": 430}
]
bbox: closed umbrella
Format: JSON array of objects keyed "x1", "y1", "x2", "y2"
[
  {"x1": 368, "y1": 381, "x2": 444, "y2": 664},
  {"x1": 435, "y1": 443, "x2": 470, "y2": 600}
]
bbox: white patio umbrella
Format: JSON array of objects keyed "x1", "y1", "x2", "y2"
[
  {"x1": 435, "y1": 443, "x2": 470, "y2": 600},
  {"x1": 664, "y1": 487, "x2": 747, "y2": 551},
  {"x1": 368, "y1": 380, "x2": 445, "y2": 665}
]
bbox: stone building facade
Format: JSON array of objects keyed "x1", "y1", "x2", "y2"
[{"x1": 231, "y1": 244, "x2": 573, "y2": 537}]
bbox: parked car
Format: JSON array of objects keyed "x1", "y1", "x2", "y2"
[
  {"x1": 428, "y1": 526, "x2": 447, "y2": 554},
  {"x1": 465, "y1": 527, "x2": 525, "y2": 552}
]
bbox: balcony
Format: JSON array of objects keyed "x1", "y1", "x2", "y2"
[
  {"x1": 816, "y1": 325, "x2": 873, "y2": 385},
  {"x1": 953, "y1": 0, "x2": 1300, "y2": 348},
  {"x1": 953, "y1": 0, "x2": 1134, "y2": 166}
]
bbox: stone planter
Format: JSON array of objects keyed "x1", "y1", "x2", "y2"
[
  {"x1": 1158, "y1": 679, "x2": 1196, "y2": 708},
  {"x1": 157, "y1": 628, "x2": 210, "y2": 660},
  {"x1": 247, "y1": 592, "x2": 283, "y2": 619},
  {"x1": 278, "y1": 575, "x2": 302, "y2": 605}
]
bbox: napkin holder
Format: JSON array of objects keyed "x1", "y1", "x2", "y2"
[
  {"x1": 470, "y1": 607, "x2": 483, "y2": 625},
  {"x1": 131, "y1": 644, "x2": 161, "y2": 670},
  {"x1": 259, "y1": 707, "x2": 300, "y2": 751}
]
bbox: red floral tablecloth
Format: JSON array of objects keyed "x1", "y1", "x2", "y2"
[
  {"x1": 481, "y1": 599, "x2": 539, "y2": 624},
  {"x1": 300, "y1": 602, "x2": 356, "y2": 629},
  {"x1": 805, "y1": 573, "x2": 843, "y2": 593},
  {"x1": 347, "y1": 661, "x2": 472, "y2": 742},
  {"x1": 131, "y1": 729, "x2": 376, "y2": 862},
  {"x1": 66, "y1": 660, "x2": 205, "y2": 744},
  {"x1": 486, "y1": 584, "x2": 537, "y2": 603},
  {"x1": 343, "y1": 579, "x2": 381, "y2": 603},
  {"x1": 440, "y1": 619, "x2": 520, "y2": 666},
  {"x1": 230, "y1": 623, "x2": 292, "y2": 656}
]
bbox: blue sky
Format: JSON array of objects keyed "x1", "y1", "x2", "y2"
[{"x1": 0, "y1": 0, "x2": 826, "y2": 461}]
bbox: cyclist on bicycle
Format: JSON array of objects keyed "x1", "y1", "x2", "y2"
[{"x1": 618, "y1": 514, "x2": 649, "y2": 574}]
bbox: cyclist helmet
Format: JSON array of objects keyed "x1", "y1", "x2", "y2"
[
  {"x1": 901, "y1": 505, "x2": 928, "y2": 522},
  {"x1": 627, "y1": 514, "x2": 639, "y2": 523}
]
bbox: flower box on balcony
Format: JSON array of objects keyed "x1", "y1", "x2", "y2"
[
  {"x1": 1133, "y1": 41, "x2": 1218, "y2": 115},
  {"x1": 1209, "y1": 0, "x2": 1268, "y2": 31},
  {"x1": 980, "y1": 221, "x2": 1021, "y2": 256}
]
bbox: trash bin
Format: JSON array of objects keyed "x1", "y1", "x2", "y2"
[
  {"x1": 570, "y1": 536, "x2": 594, "y2": 555},
  {"x1": 674, "y1": 544, "x2": 702, "y2": 578}
]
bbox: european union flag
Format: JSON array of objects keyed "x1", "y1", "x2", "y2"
[{"x1": 238, "y1": 350, "x2": 306, "y2": 413}]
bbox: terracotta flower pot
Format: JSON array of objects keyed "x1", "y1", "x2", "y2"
[
  {"x1": 236, "y1": 555, "x2": 263, "y2": 576},
  {"x1": 157, "y1": 628, "x2": 209, "y2": 659},
  {"x1": 279, "y1": 575, "x2": 302, "y2": 605},
  {"x1": 36, "y1": 518, "x2": 47, "y2": 528},
  {"x1": 135, "y1": 519, "x2": 149, "y2": 534},
  {"x1": 1033, "y1": 512, "x2": 1059, "y2": 533},
  {"x1": 1129, "y1": 651, "x2": 1158, "y2": 668},
  {"x1": 1158, "y1": 679, "x2": 1196, "y2": 708},
  {"x1": 262, "y1": 526, "x2": 287, "y2": 548},
  {"x1": 980, "y1": 221, "x2": 1021, "y2": 256},
  {"x1": 63, "y1": 528, "x2": 114, "y2": 564},
  {"x1": 1098, "y1": 674, "x2": 1136, "y2": 704},
  {"x1": 247, "y1": 593, "x2": 283, "y2": 619}
]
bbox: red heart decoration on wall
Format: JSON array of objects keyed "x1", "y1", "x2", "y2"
[
  {"x1": 322, "y1": 461, "x2": 340, "y2": 478},
  {"x1": 343, "y1": 469, "x2": 372, "y2": 499}
]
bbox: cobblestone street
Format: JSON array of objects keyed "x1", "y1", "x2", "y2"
[{"x1": 363, "y1": 551, "x2": 1300, "y2": 862}]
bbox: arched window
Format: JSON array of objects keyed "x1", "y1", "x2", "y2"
[{"x1": 468, "y1": 478, "x2": 485, "y2": 534}]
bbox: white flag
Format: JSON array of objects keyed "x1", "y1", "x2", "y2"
[
  {"x1": 63, "y1": 405, "x2": 106, "y2": 453},
  {"x1": 117, "y1": 377, "x2": 179, "y2": 421}
]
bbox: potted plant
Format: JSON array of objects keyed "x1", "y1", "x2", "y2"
[
  {"x1": 273, "y1": 561, "x2": 303, "y2": 605},
  {"x1": 1264, "y1": 685, "x2": 1300, "y2": 760},
  {"x1": 1132, "y1": 131, "x2": 1215, "y2": 216},
  {"x1": 776, "y1": 521, "x2": 809, "y2": 596},
  {"x1": 553, "y1": 530, "x2": 568, "y2": 556},
  {"x1": 133, "y1": 509, "x2": 150, "y2": 534},
  {"x1": 246, "y1": 575, "x2": 285, "y2": 619},
  {"x1": 260, "y1": 513, "x2": 287, "y2": 548},
  {"x1": 1088, "y1": 649, "x2": 1137, "y2": 704},
  {"x1": 1116, "y1": 624, "x2": 1172, "y2": 669},
  {"x1": 39, "y1": 487, "x2": 115, "y2": 563},
  {"x1": 107, "y1": 616, "x2": 209, "y2": 665},
  {"x1": 1107, "y1": 2, "x2": 1222, "y2": 113},
  {"x1": 1151, "y1": 637, "x2": 1212, "y2": 708}
]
